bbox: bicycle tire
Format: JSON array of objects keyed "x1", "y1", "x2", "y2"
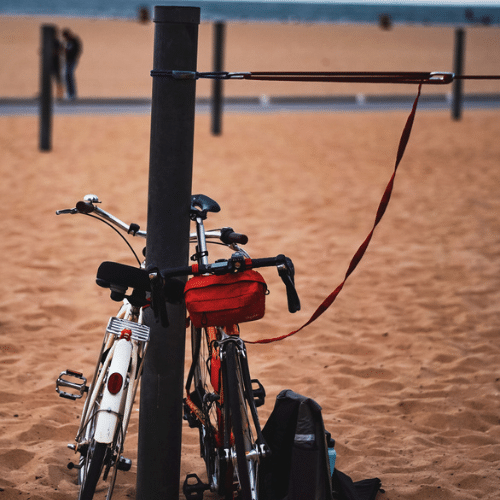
[
  {"x1": 76, "y1": 347, "x2": 128, "y2": 500},
  {"x1": 190, "y1": 325, "x2": 232, "y2": 497},
  {"x1": 77, "y1": 355, "x2": 105, "y2": 493},
  {"x1": 78, "y1": 440, "x2": 107, "y2": 500},
  {"x1": 224, "y1": 341, "x2": 259, "y2": 500},
  {"x1": 77, "y1": 411, "x2": 96, "y2": 487}
]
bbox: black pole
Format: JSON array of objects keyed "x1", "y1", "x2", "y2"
[
  {"x1": 136, "y1": 6, "x2": 200, "y2": 500},
  {"x1": 211, "y1": 21, "x2": 225, "y2": 135},
  {"x1": 452, "y1": 27, "x2": 465, "y2": 121},
  {"x1": 39, "y1": 24, "x2": 55, "y2": 151}
]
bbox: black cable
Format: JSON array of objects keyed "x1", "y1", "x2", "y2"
[{"x1": 84, "y1": 213, "x2": 142, "y2": 266}]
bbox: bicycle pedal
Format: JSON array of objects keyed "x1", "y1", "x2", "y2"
[
  {"x1": 183, "y1": 398, "x2": 201, "y2": 429},
  {"x1": 56, "y1": 370, "x2": 88, "y2": 400},
  {"x1": 117, "y1": 456, "x2": 132, "y2": 472},
  {"x1": 251, "y1": 379, "x2": 266, "y2": 407},
  {"x1": 183, "y1": 410, "x2": 200, "y2": 429},
  {"x1": 183, "y1": 473, "x2": 209, "y2": 500}
]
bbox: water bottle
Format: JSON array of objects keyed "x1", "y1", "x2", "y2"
[{"x1": 325, "y1": 431, "x2": 336, "y2": 475}]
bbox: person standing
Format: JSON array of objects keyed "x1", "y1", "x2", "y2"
[
  {"x1": 62, "y1": 28, "x2": 82, "y2": 100},
  {"x1": 52, "y1": 28, "x2": 64, "y2": 99}
]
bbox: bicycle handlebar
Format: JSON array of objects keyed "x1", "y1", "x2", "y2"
[
  {"x1": 96, "y1": 253, "x2": 300, "y2": 325},
  {"x1": 59, "y1": 193, "x2": 300, "y2": 327},
  {"x1": 56, "y1": 196, "x2": 248, "y2": 246},
  {"x1": 56, "y1": 196, "x2": 147, "y2": 238}
]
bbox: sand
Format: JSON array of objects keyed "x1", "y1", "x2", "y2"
[{"x1": 1, "y1": 15, "x2": 500, "y2": 500}]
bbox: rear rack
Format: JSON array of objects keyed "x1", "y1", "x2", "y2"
[{"x1": 106, "y1": 317, "x2": 150, "y2": 343}]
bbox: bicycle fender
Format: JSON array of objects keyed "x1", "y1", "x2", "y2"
[{"x1": 95, "y1": 339, "x2": 133, "y2": 444}]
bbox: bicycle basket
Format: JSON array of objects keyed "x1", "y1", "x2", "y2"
[{"x1": 185, "y1": 270, "x2": 267, "y2": 328}]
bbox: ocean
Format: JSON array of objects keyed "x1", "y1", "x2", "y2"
[{"x1": 1, "y1": 0, "x2": 500, "y2": 25}]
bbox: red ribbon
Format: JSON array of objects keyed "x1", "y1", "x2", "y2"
[{"x1": 248, "y1": 84, "x2": 422, "y2": 344}]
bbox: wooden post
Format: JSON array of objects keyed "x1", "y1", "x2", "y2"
[
  {"x1": 136, "y1": 6, "x2": 200, "y2": 499},
  {"x1": 211, "y1": 21, "x2": 225, "y2": 135},
  {"x1": 39, "y1": 24, "x2": 55, "y2": 151},
  {"x1": 452, "y1": 27, "x2": 465, "y2": 120}
]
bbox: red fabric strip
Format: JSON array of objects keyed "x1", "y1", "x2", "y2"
[{"x1": 247, "y1": 84, "x2": 422, "y2": 345}]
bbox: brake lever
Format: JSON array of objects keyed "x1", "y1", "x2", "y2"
[
  {"x1": 56, "y1": 200, "x2": 95, "y2": 215},
  {"x1": 149, "y1": 271, "x2": 169, "y2": 328},
  {"x1": 56, "y1": 194, "x2": 100, "y2": 216},
  {"x1": 55, "y1": 208, "x2": 79, "y2": 215}
]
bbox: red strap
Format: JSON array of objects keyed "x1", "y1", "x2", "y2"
[{"x1": 247, "y1": 84, "x2": 422, "y2": 345}]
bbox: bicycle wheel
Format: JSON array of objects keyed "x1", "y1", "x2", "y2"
[
  {"x1": 76, "y1": 351, "x2": 128, "y2": 500},
  {"x1": 190, "y1": 325, "x2": 232, "y2": 496},
  {"x1": 79, "y1": 440, "x2": 107, "y2": 500},
  {"x1": 224, "y1": 341, "x2": 259, "y2": 500}
]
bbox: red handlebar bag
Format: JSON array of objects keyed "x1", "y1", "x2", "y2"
[{"x1": 185, "y1": 270, "x2": 267, "y2": 328}]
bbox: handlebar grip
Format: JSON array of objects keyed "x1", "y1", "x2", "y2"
[
  {"x1": 220, "y1": 227, "x2": 248, "y2": 245},
  {"x1": 284, "y1": 281, "x2": 301, "y2": 313},
  {"x1": 247, "y1": 257, "x2": 279, "y2": 269},
  {"x1": 276, "y1": 255, "x2": 301, "y2": 313},
  {"x1": 76, "y1": 201, "x2": 95, "y2": 214}
]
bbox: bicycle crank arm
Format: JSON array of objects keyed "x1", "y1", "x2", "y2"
[{"x1": 56, "y1": 370, "x2": 88, "y2": 400}]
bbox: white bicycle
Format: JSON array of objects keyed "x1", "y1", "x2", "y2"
[{"x1": 56, "y1": 195, "x2": 152, "y2": 500}]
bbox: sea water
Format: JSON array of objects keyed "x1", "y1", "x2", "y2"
[{"x1": 1, "y1": 0, "x2": 500, "y2": 25}]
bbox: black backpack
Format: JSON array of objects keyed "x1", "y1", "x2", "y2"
[
  {"x1": 259, "y1": 389, "x2": 381, "y2": 500},
  {"x1": 259, "y1": 389, "x2": 333, "y2": 500}
]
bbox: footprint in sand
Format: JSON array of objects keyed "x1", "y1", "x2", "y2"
[{"x1": 0, "y1": 449, "x2": 35, "y2": 470}]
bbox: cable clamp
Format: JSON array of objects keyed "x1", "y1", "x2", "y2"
[
  {"x1": 150, "y1": 70, "x2": 197, "y2": 79},
  {"x1": 128, "y1": 223, "x2": 140, "y2": 236},
  {"x1": 429, "y1": 72, "x2": 454, "y2": 83}
]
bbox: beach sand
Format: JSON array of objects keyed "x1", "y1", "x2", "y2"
[{"x1": 1, "y1": 15, "x2": 500, "y2": 500}]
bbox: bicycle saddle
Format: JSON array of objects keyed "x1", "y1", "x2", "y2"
[
  {"x1": 190, "y1": 194, "x2": 220, "y2": 220},
  {"x1": 96, "y1": 260, "x2": 184, "y2": 307},
  {"x1": 97, "y1": 261, "x2": 150, "y2": 297}
]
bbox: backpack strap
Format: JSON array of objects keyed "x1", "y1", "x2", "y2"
[{"x1": 332, "y1": 469, "x2": 382, "y2": 500}]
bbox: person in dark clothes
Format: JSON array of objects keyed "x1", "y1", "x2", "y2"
[
  {"x1": 62, "y1": 28, "x2": 82, "y2": 100},
  {"x1": 52, "y1": 28, "x2": 64, "y2": 99}
]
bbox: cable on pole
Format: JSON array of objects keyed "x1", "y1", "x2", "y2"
[{"x1": 150, "y1": 70, "x2": 500, "y2": 84}]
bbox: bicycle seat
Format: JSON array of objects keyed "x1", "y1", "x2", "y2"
[
  {"x1": 96, "y1": 261, "x2": 185, "y2": 309},
  {"x1": 190, "y1": 194, "x2": 220, "y2": 220},
  {"x1": 97, "y1": 261, "x2": 151, "y2": 294}
]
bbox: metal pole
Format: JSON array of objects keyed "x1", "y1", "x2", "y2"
[
  {"x1": 211, "y1": 21, "x2": 225, "y2": 135},
  {"x1": 452, "y1": 27, "x2": 465, "y2": 121},
  {"x1": 39, "y1": 24, "x2": 55, "y2": 151},
  {"x1": 136, "y1": 6, "x2": 200, "y2": 499}
]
